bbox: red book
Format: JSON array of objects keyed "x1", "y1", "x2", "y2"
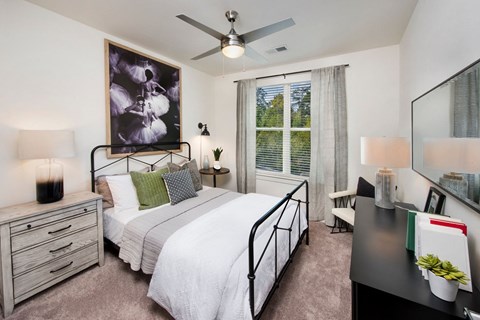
[{"x1": 429, "y1": 218, "x2": 467, "y2": 236}]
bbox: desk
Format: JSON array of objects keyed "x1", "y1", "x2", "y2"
[
  {"x1": 199, "y1": 167, "x2": 230, "y2": 187},
  {"x1": 350, "y1": 196, "x2": 480, "y2": 320}
]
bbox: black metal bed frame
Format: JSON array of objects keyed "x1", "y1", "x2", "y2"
[
  {"x1": 248, "y1": 180, "x2": 309, "y2": 319},
  {"x1": 89, "y1": 142, "x2": 310, "y2": 319},
  {"x1": 90, "y1": 142, "x2": 191, "y2": 192}
]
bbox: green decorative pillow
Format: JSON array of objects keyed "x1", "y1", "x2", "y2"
[{"x1": 130, "y1": 167, "x2": 169, "y2": 210}]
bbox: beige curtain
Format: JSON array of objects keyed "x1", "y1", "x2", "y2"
[
  {"x1": 236, "y1": 79, "x2": 257, "y2": 193},
  {"x1": 310, "y1": 66, "x2": 347, "y2": 223}
]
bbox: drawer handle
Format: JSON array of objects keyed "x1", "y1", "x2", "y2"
[
  {"x1": 50, "y1": 261, "x2": 73, "y2": 273},
  {"x1": 83, "y1": 208, "x2": 87, "y2": 212},
  {"x1": 48, "y1": 225, "x2": 72, "y2": 235},
  {"x1": 49, "y1": 242, "x2": 73, "y2": 254}
]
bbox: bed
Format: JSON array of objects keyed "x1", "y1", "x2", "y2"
[{"x1": 90, "y1": 142, "x2": 309, "y2": 319}]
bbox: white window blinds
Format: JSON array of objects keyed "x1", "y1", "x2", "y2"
[{"x1": 256, "y1": 81, "x2": 311, "y2": 177}]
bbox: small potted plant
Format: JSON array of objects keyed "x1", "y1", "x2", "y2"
[
  {"x1": 212, "y1": 147, "x2": 223, "y2": 170},
  {"x1": 416, "y1": 254, "x2": 469, "y2": 302}
]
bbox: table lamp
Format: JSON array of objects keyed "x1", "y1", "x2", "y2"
[
  {"x1": 361, "y1": 137, "x2": 410, "y2": 209},
  {"x1": 423, "y1": 138, "x2": 480, "y2": 197},
  {"x1": 18, "y1": 130, "x2": 75, "y2": 203}
]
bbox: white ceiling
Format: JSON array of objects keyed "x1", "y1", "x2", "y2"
[{"x1": 26, "y1": 0, "x2": 418, "y2": 76}]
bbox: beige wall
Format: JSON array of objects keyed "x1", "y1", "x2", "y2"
[
  {"x1": 212, "y1": 45, "x2": 401, "y2": 198},
  {"x1": 0, "y1": 0, "x2": 214, "y2": 207},
  {"x1": 399, "y1": 0, "x2": 480, "y2": 288}
]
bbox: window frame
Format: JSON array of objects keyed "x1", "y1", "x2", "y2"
[{"x1": 255, "y1": 73, "x2": 311, "y2": 179}]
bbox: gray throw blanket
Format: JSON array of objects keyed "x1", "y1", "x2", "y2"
[{"x1": 119, "y1": 188, "x2": 241, "y2": 274}]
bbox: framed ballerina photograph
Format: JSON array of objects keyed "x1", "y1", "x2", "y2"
[{"x1": 104, "y1": 39, "x2": 181, "y2": 158}]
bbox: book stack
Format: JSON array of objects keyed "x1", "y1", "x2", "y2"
[{"x1": 406, "y1": 210, "x2": 472, "y2": 292}]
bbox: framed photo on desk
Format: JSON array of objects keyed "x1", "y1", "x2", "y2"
[{"x1": 424, "y1": 186, "x2": 446, "y2": 214}]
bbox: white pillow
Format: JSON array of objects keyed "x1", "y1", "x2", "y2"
[{"x1": 106, "y1": 174, "x2": 139, "y2": 211}]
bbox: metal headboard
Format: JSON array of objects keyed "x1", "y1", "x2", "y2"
[{"x1": 90, "y1": 142, "x2": 191, "y2": 192}]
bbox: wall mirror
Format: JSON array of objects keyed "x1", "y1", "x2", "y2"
[{"x1": 412, "y1": 58, "x2": 480, "y2": 213}]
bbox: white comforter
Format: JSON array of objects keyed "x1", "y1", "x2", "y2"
[{"x1": 147, "y1": 193, "x2": 308, "y2": 320}]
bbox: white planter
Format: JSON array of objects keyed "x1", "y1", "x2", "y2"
[
  {"x1": 213, "y1": 161, "x2": 221, "y2": 170},
  {"x1": 428, "y1": 270, "x2": 459, "y2": 302}
]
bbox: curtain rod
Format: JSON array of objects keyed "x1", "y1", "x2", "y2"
[{"x1": 233, "y1": 64, "x2": 349, "y2": 83}]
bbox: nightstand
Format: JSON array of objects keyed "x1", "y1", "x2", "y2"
[
  {"x1": 0, "y1": 191, "x2": 104, "y2": 317},
  {"x1": 199, "y1": 167, "x2": 230, "y2": 187}
]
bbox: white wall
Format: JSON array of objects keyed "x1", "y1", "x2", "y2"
[
  {"x1": 399, "y1": 0, "x2": 480, "y2": 288},
  {"x1": 0, "y1": 0, "x2": 214, "y2": 207},
  {"x1": 212, "y1": 46, "x2": 401, "y2": 198}
]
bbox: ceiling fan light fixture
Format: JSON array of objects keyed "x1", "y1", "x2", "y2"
[
  {"x1": 222, "y1": 44, "x2": 245, "y2": 59},
  {"x1": 178, "y1": 10, "x2": 294, "y2": 61},
  {"x1": 221, "y1": 34, "x2": 245, "y2": 59}
]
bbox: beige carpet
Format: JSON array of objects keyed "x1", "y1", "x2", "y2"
[{"x1": 2, "y1": 222, "x2": 352, "y2": 320}]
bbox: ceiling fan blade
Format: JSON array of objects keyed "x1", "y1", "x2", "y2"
[
  {"x1": 177, "y1": 14, "x2": 224, "y2": 40},
  {"x1": 241, "y1": 18, "x2": 295, "y2": 43},
  {"x1": 191, "y1": 46, "x2": 221, "y2": 60},
  {"x1": 245, "y1": 45, "x2": 268, "y2": 63}
]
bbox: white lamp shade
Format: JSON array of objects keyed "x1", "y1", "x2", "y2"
[
  {"x1": 18, "y1": 130, "x2": 75, "y2": 160},
  {"x1": 423, "y1": 138, "x2": 480, "y2": 173},
  {"x1": 222, "y1": 45, "x2": 245, "y2": 59},
  {"x1": 361, "y1": 137, "x2": 410, "y2": 168}
]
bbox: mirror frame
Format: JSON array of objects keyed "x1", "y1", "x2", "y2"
[{"x1": 411, "y1": 57, "x2": 480, "y2": 214}]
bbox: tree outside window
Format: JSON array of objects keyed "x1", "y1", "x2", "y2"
[{"x1": 256, "y1": 81, "x2": 311, "y2": 177}]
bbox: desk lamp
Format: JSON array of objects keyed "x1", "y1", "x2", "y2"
[
  {"x1": 361, "y1": 137, "x2": 410, "y2": 209},
  {"x1": 18, "y1": 130, "x2": 75, "y2": 203}
]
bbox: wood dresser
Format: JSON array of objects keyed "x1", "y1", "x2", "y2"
[
  {"x1": 0, "y1": 191, "x2": 104, "y2": 317},
  {"x1": 350, "y1": 196, "x2": 480, "y2": 319}
]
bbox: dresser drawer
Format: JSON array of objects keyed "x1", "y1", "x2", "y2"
[
  {"x1": 14, "y1": 244, "x2": 98, "y2": 299},
  {"x1": 10, "y1": 203, "x2": 97, "y2": 235},
  {"x1": 12, "y1": 227, "x2": 98, "y2": 276},
  {"x1": 11, "y1": 212, "x2": 97, "y2": 252}
]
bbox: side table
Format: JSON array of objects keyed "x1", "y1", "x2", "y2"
[{"x1": 199, "y1": 167, "x2": 230, "y2": 187}]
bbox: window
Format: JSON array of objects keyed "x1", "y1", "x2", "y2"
[{"x1": 256, "y1": 81, "x2": 311, "y2": 177}]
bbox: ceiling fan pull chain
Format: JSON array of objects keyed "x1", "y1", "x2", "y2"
[
  {"x1": 242, "y1": 54, "x2": 245, "y2": 72},
  {"x1": 222, "y1": 54, "x2": 225, "y2": 78}
]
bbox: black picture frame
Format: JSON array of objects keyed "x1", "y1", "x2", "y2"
[
  {"x1": 105, "y1": 39, "x2": 181, "y2": 158},
  {"x1": 424, "y1": 186, "x2": 446, "y2": 214}
]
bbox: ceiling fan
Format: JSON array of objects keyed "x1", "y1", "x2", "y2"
[{"x1": 177, "y1": 10, "x2": 295, "y2": 61}]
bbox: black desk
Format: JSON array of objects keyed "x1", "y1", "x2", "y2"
[{"x1": 350, "y1": 197, "x2": 480, "y2": 320}]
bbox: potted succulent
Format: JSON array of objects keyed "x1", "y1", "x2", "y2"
[
  {"x1": 416, "y1": 254, "x2": 469, "y2": 302},
  {"x1": 212, "y1": 147, "x2": 223, "y2": 170}
]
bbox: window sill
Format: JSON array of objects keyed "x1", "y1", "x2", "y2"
[{"x1": 256, "y1": 171, "x2": 308, "y2": 185}]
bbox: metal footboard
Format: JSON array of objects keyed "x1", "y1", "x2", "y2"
[{"x1": 248, "y1": 180, "x2": 309, "y2": 319}]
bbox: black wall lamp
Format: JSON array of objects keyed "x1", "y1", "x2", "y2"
[{"x1": 198, "y1": 122, "x2": 210, "y2": 136}]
